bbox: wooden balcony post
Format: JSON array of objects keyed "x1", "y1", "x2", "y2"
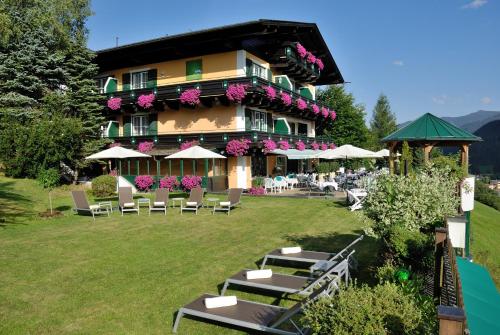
[
  {"x1": 460, "y1": 144, "x2": 469, "y2": 174},
  {"x1": 437, "y1": 305, "x2": 466, "y2": 335}
]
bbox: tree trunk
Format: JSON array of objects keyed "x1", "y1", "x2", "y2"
[
  {"x1": 49, "y1": 191, "x2": 53, "y2": 215},
  {"x1": 73, "y1": 169, "x2": 79, "y2": 185}
]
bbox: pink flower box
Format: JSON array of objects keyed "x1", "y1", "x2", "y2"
[
  {"x1": 321, "y1": 107, "x2": 329, "y2": 118},
  {"x1": 320, "y1": 143, "x2": 328, "y2": 151},
  {"x1": 296, "y1": 98, "x2": 307, "y2": 110},
  {"x1": 179, "y1": 88, "x2": 201, "y2": 106},
  {"x1": 329, "y1": 143, "x2": 336, "y2": 150},
  {"x1": 137, "y1": 93, "x2": 155, "y2": 109},
  {"x1": 225, "y1": 84, "x2": 247, "y2": 103},
  {"x1": 180, "y1": 140, "x2": 199, "y2": 150},
  {"x1": 311, "y1": 104, "x2": 320, "y2": 115},
  {"x1": 311, "y1": 142, "x2": 320, "y2": 150},
  {"x1": 262, "y1": 85, "x2": 277, "y2": 101},
  {"x1": 107, "y1": 97, "x2": 122, "y2": 110},
  {"x1": 226, "y1": 139, "x2": 251, "y2": 157},
  {"x1": 296, "y1": 141, "x2": 306, "y2": 151},
  {"x1": 281, "y1": 92, "x2": 292, "y2": 106},
  {"x1": 296, "y1": 43, "x2": 307, "y2": 58},
  {"x1": 278, "y1": 140, "x2": 290, "y2": 151},
  {"x1": 316, "y1": 58, "x2": 324, "y2": 70},
  {"x1": 137, "y1": 141, "x2": 154, "y2": 153},
  {"x1": 330, "y1": 110, "x2": 337, "y2": 120},
  {"x1": 262, "y1": 139, "x2": 277, "y2": 154},
  {"x1": 109, "y1": 142, "x2": 121, "y2": 148},
  {"x1": 306, "y1": 52, "x2": 316, "y2": 64}
]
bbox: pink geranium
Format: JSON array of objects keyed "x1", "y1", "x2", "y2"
[
  {"x1": 180, "y1": 140, "x2": 199, "y2": 150},
  {"x1": 107, "y1": 97, "x2": 122, "y2": 110},
  {"x1": 262, "y1": 85, "x2": 276, "y2": 101},
  {"x1": 262, "y1": 139, "x2": 277, "y2": 154},
  {"x1": 311, "y1": 142, "x2": 320, "y2": 150},
  {"x1": 179, "y1": 88, "x2": 201, "y2": 106},
  {"x1": 109, "y1": 169, "x2": 118, "y2": 177},
  {"x1": 226, "y1": 139, "x2": 251, "y2": 156},
  {"x1": 330, "y1": 110, "x2": 337, "y2": 120},
  {"x1": 226, "y1": 84, "x2": 247, "y2": 103},
  {"x1": 321, "y1": 107, "x2": 329, "y2": 118},
  {"x1": 311, "y1": 104, "x2": 320, "y2": 115},
  {"x1": 109, "y1": 142, "x2": 121, "y2": 148},
  {"x1": 135, "y1": 175, "x2": 154, "y2": 191},
  {"x1": 306, "y1": 52, "x2": 316, "y2": 64},
  {"x1": 248, "y1": 187, "x2": 265, "y2": 195},
  {"x1": 296, "y1": 140, "x2": 306, "y2": 151},
  {"x1": 329, "y1": 143, "x2": 336, "y2": 150},
  {"x1": 316, "y1": 58, "x2": 324, "y2": 70},
  {"x1": 137, "y1": 141, "x2": 154, "y2": 153},
  {"x1": 296, "y1": 98, "x2": 307, "y2": 110},
  {"x1": 296, "y1": 43, "x2": 307, "y2": 58},
  {"x1": 159, "y1": 176, "x2": 180, "y2": 191},
  {"x1": 137, "y1": 93, "x2": 155, "y2": 108},
  {"x1": 280, "y1": 92, "x2": 292, "y2": 106},
  {"x1": 320, "y1": 143, "x2": 328, "y2": 151},
  {"x1": 181, "y1": 175, "x2": 202, "y2": 191},
  {"x1": 278, "y1": 140, "x2": 290, "y2": 150}
]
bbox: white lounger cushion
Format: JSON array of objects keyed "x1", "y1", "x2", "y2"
[
  {"x1": 89, "y1": 204, "x2": 100, "y2": 210},
  {"x1": 246, "y1": 269, "x2": 272, "y2": 280},
  {"x1": 153, "y1": 201, "x2": 165, "y2": 206},
  {"x1": 123, "y1": 202, "x2": 135, "y2": 208},
  {"x1": 204, "y1": 295, "x2": 237, "y2": 309},
  {"x1": 219, "y1": 201, "x2": 231, "y2": 207},
  {"x1": 186, "y1": 201, "x2": 198, "y2": 207},
  {"x1": 281, "y1": 246, "x2": 302, "y2": 254}
]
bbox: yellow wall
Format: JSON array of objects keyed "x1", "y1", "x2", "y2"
[
  {"x1": 227, "y1": 156, "x2": 252, "y2": 189},
  {"x1": 105, "y1": 51, "x2": 238, "y2": 91}
]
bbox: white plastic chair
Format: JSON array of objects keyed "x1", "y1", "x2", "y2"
[
  {"x1": 346, "y1": 189, "x2": 364, "y2": 211},
  {"x1": 264, "y1": 178, "x2": 275, "y2": 194}
]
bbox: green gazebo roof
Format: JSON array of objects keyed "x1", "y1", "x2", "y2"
[{"x1": 382, "y1": 113, "x2": 482, "y2": 143}]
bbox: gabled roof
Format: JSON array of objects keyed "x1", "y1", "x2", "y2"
[
  {"x1": 382, "y1": 113, "x2": 482, "y2": 143},
  {"x1": 95, "y1": 19, "x2": 343, "y2": 85}
]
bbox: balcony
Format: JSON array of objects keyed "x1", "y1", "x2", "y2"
[{"x1": 269, "y1": 43, "x2": 321, "y2": 83}]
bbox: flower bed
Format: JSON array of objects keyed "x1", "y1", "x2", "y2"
[
  {"x1": 137, "y1": 93, "x2": 155, "y2": 109},
  {"x1": 181, "y1": 175, "x2": 202, "y2": 191},
  {"x1": 248, "y1": 187, "x2": 265, "y2": 196},
  {"x1": 225, "y1": 84, "x2": 247, "y2": 103},
  {"x1": 107, "y1": 97, "x2": 122, "y2": 110},
  {"x1": 135, "y1": 175, "x2": 154, "y2": 191},
  {"x1": 226, "y1": 139, "x2": 251, "y2": 157},
  {"x1": 262, "y1": 139, "x2": 277, "y2": 154},
  {"x1": 179, "y1": 88, "x2": 201, "y2": 106},
  {"x1": 159, "y1": 176, "x2": 179, "y2": 191}
]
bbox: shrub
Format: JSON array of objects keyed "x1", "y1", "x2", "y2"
[
  {"x1": 159, "y1": 176, "x2": 179, "y2": 191},
  {"x1": 92, "y1": 175, "x2": 116, "y2": 197},
  {"x1": 475, "y1": 179, "x2": 500, "y2": 211},
  {"x1": 385, "y1": 226, "x2": 434, "y2": 271},
  {"x1": 303, "y1": 282, "x2": 424, "y2": 335},
  {"x1": 252, "y1": 176, "x2": 265, "y2": 187},
  {"x1": 37, "y1": 168, "x2": 60, "y2": 189},
  {"x1": 135, "y1": 175, "x2": 154, "y2": 191},
  {"x1": 181, "y1": 175, "x2": 202, "y2": 191}
]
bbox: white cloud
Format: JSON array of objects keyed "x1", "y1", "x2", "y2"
[
  {"x1": 432, "y1": 94, "x2": 448, "y2": 105},
  {"x1": 461, "y1": 0, "x2": 487, "y2": 9},
  {"x1": 481, "y1": 96, "x2": 492, "y2": 104},
  {"x1": 392, "y1": 60, "x2": 404, "y2": 66}
]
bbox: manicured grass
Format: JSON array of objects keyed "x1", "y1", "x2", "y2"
[
  {"x1": 471, "y1": 201, "x2": 500, "y2": 288},
  {"x1": 0, "y1": 176, "x2": 379, "y2": 335}
]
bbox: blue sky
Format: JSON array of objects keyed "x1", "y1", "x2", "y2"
[{"x1": 87, "y1": 0, "x2": 500, "y2": 123}]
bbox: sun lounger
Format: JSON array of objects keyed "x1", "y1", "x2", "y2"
[
  {"x1": 149, "y1": 188, "x2": 169, "y2": 215},
  {"x1": 260, "y1": 234, "x2": 364, "y2": 270},
  {"x1": 71, "y1": 190, "x2": 110, "y2": 221},
  {"x1": 181, "y1": 187, "x2": 203, "y2": 215},
  {"x1": 212, "y1": 188, "x2": 243, "y2": 215},
  {"x1": 118, "y1": 187, "x2": 139, "y2": 216},
  {"x1": 220, "y1": 255, "x2": 351, "y2": 297},
  {"x1": 173, "y1": 281, "x2": 332, "y2": 334}
]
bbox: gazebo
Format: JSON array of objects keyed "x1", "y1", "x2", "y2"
[{"x1": 381, "y1": 113, "x2": 482, "y2": 174}]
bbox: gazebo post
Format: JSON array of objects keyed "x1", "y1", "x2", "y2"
[
  {"x1": 388, "y1": 142, "x2": 397, "y2": 174},
  {"x1": 460, "y1": 144, "x2": 469, "y2": 174},
  {"x1": 423, "y1": 144, "x2": 434, "y2": 164}
]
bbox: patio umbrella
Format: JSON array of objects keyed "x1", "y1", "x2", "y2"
[
  {"x1": 316, "y1": 144, "x2": 381, "y2": 159},
  {"x1": 165, "y1": 145, "x2": 226, "y2": 159},
  {"x1": 85, "y1": 146, "x2": 151, "y2": 160},
  {"x1": 375, "y1": 149, "x2": 401, "y2": 157}
]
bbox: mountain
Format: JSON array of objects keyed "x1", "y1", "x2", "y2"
[
  {"x1": 398, "y1": 110, "x2": 500, "y2": 132},
  {"x1": 470, "y1": 120, "x2": 500, "y2": 178}
]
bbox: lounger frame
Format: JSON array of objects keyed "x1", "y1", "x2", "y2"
[
  {"x1": 212, "y1": 188, "x2": 243, "y2": 215},
  {"x1": 71, "y1": 190, "x2": 110, "y2": 222},
  {"x1": 181, "y1": 187, "x2": 204, "y2": 215},
  {"x1": 118, "y1": 187, "x2": 139, "y2": 216}
]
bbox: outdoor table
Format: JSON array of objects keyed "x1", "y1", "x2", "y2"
[
  {"x1": 204, "y1": 197, "x2": 219, "y2": 208},
  {"x1": 350, "y1": 188, "x2": 367, "y2": 198},
  {"x1": 318, "y1": 181, "x2": 338, "y2": 191},
  {"x1": 98, "y1": 201, "x2": 113, "y2": 213},
  {"x1": 137, "y1": 198, "x2": 150, "y2": 210},
  {"x1": 171, "y1": 197, "x2": 184, "y2": 208}
]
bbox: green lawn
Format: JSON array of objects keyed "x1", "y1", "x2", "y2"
[
  {"x1": 471, "y1": 201, "x2": 500, "y2": 287},
  {"x1": 0, "y1": 176, "x2": 379, "y2": 335}
]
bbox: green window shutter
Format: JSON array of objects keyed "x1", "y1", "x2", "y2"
[
  {"x1": 186, "y1": 59, "x2": 202, "y2": 81},
  {"x1": 245, "y1": 109, "x2": 252, "y2": 131},
  {"x1": 122, "y1": 73, "x2": 131, "y2": 91},
  {"x1": 275, "y1": 119, "x2": 290, "y2": 135},
  {"x1": 123, "y1": 115, "x2": 131, "y2": 136},
  {"x1": 246, "y1": 59, "x2": 253, "y2": 77},
  {"x1": 267, "y1": 69, "x2": 272, "y2": 81},
  {"x1": 146, "y1": 69, "x2": 157, "y2": 88},
  {"x1": 105, "y1": 77, "x2": 117, "y2": 93},
  {"x1": 275, "y1": 76, "x2": 291, "y2": 90},
  {"x1": 299, "y1": 87, "x2": 313, "y2": 100},
  {"x1": 108, "y1": 121, "x2": 119, "y2": 138},
  {"x1": 148, "y1": 113, "x2": 158, "y2": 135},
  {"x1": 267, "y1": 113, "x2": 273, "y2": 133}
]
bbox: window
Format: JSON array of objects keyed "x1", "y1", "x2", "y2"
[
  {"x1": 131, "y1": 71, "x2": 148, "y2": 90},
  {"x1": 251, "y1": 111, "x2": 267, "y2": 132},
  {"x1": 298, "y1": 123, "x2": 308, "y2": 135},
  {"x1": 186, "y1": 59, "x2": 202, "y2": 80},
  {"x1": 96, "y1": 78, "x2": 106, "y2": 94},
  {"x1": 132, "y1": 115, "x2": 148, "y2": 136},
  {"x1": 290, "y1": 123, "x2": 296, "y2": 135},
  {"x1": 246, "y1": 59, "x2": 268, "y2": 80}
]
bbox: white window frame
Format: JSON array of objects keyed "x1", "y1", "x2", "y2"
[
  {"x1": 131, "y1": 114, "x2": 148, "y2": 136},
  {"x1": 251, "y1": 110, "x2": 267, "y2": 132},
  {"x1": 131, "y1": 71, "x2": 148, "y2": 90},
  {"x1": 250, "y1": 63, "x2": 267, "y2": 80},
  {"x1": 96, "y1": 77, "x2": 106, "y2": 94}
]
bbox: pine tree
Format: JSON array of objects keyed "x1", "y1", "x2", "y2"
[
  {"x1": 370, "y1": 94, "x2": 397, "y2": 148},
  {"x1": 317, "y1": 85, "x2": 369, "y2": 147}
]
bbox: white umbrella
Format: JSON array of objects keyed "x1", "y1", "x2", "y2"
[
  {"x1": 85, "y1": 146, "x2": 151, "y2": 160},
  {"x1": 316, "y1": 144, "x2": 380, "y2": 159},
  {"x1": 375, "y1": 149, "x2": 401, "y2": 158},
  {"x1": 165, "y1": 145, "x2": 226, "y2": 159}
]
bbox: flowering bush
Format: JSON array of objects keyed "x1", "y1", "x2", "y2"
[
  {"x1": 109, "y1": 142, "x2": 121, "y2": 148},
  {"x1": 137, "y1": 141, "x2": 154, "y2": 153},
  {"x1": 296, "y1": 98, "x2": 307, "y2": 110},
  {"x1": 329, "y1": 143, "x2": 336, "y2": 150},
  {"x1": 225, "y1": 84, "x2": 247, "y2": 103},
  {"x1": 248, "y1": 187, "x2": 265, "y2": 196},
  {"x1": 226, "y1": 139, "x2": 251, "y2": 156},
  {"x1": 262, "y1": 139, "x2": 277, "y2": 154},
  {"x1": 321, "y1": 107, "x2": 329, "y2": 118},
  {"x1": 306, "y1": 52, "x2": 316, "y2": 64},
  {"x1": 311, "y1": 142, "x2": 320, "y2": 150},
  {"x1": 296, "y1": 140, "x2": 306, "y2": 151},
  {"x1": 181, "y1": 175, "x2": 202, "y2": 191},
  {"x1": 330, "y1": 110, "x2": 337, "y2": 120},
  {"x1": 107, "y1": 97, "x2": 122, "y2": 110},
  {"x1": 109, "y1": 168, "x2": 118, "y2": 177},
  {"x1": 180, "y1": 140, "x2": 198, "y2": 150},
  {"x1": 262, "y1": 85, "x2": 277, "y2": 101},
  {"x1": 296, "y1": 43, "x2": 307, "y2": 58},
  {"x1": 278, "y1": 140, "x2": 290, "y2": 150},
  {"x1": 137, "y1": 93, "x2": 155, "y2": 108},
  {"x1": 316, "y1": 58, "x2": 325, "y2": 70},
  {"x1": 179, "y1": 88, "x2": 201, "y2": 106},
  {"x1": 320, "y1": 143, "x2": 328, "y2": 151},
  {"x1": 159, "y1": 176, "x2": 179, "y2": 191},
  {"x1": 135, "y1": 175, "x2": 154, "y2": 191},
  {"x1": 311, "y1": 104, "x2": 320, "y2": 115},
  {"x1": 280, "y1": 92, "x2": 292, "y2": 106}
]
